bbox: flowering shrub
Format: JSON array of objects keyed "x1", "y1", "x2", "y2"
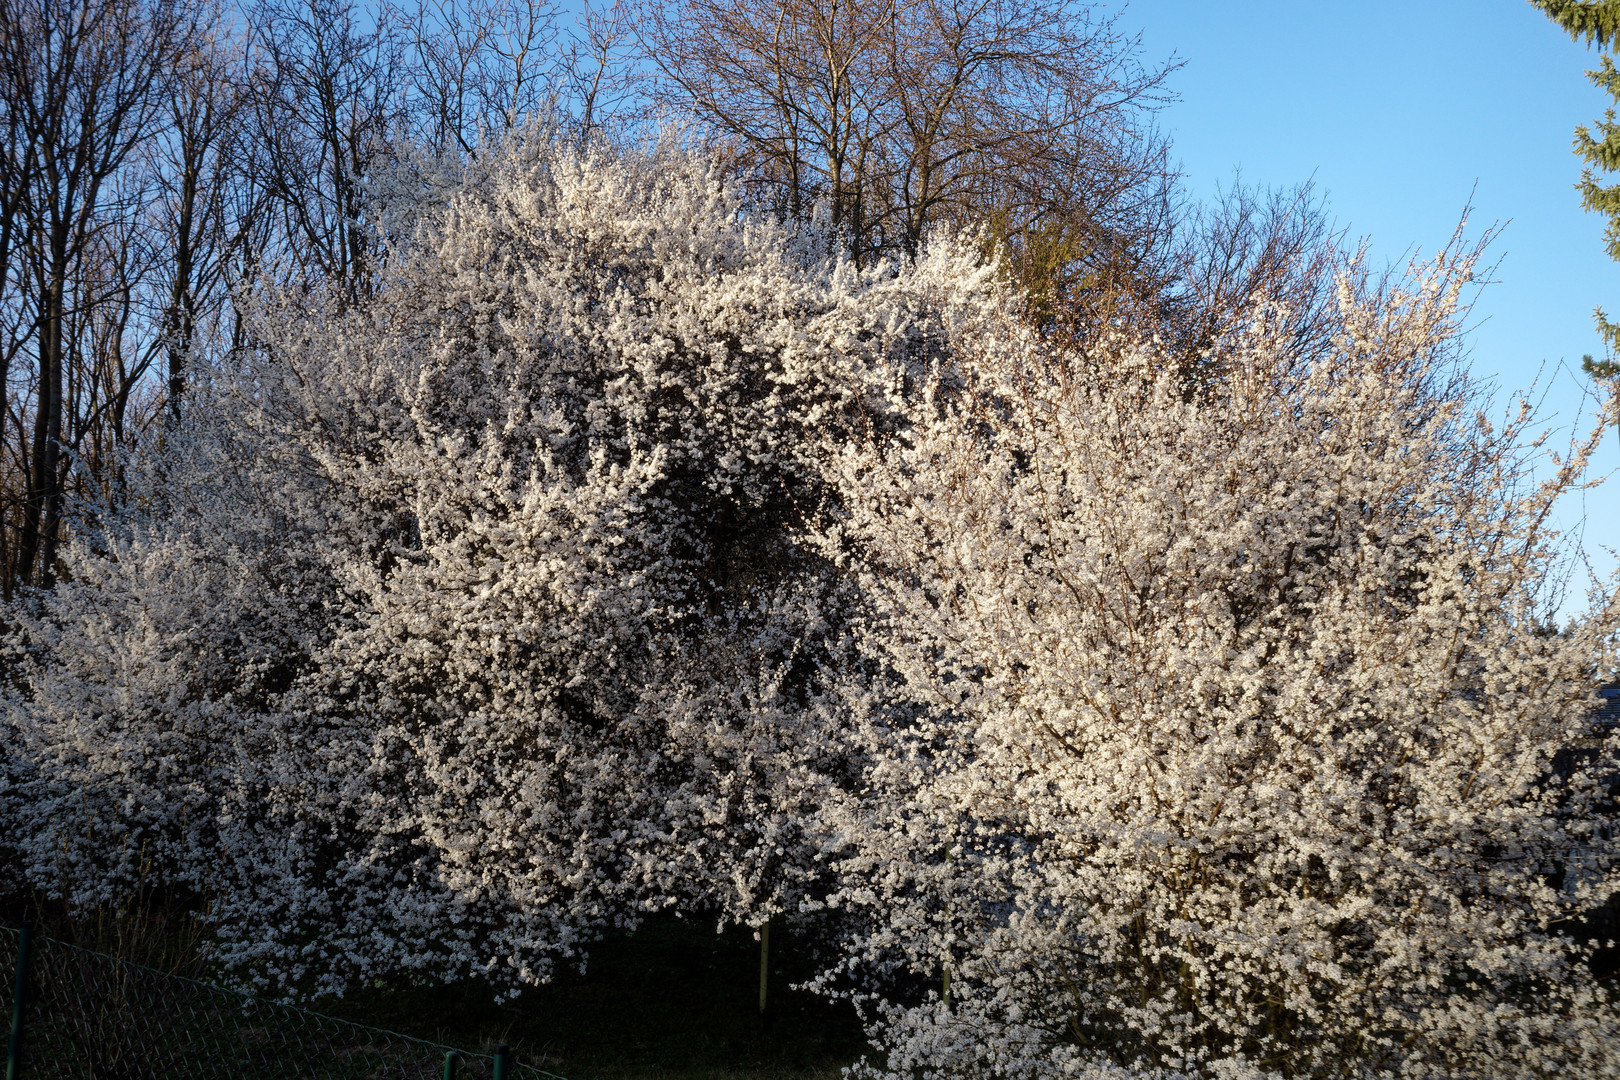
[
  {"x1": 819, "y1": 256, "x2": 1620, "y2": 1077},
  {"x1": 0, "y1": 132, "x2": 1003, "y2": 993},
  {"x1": 3, "y1": 131, "x2": 1617, "y2": 1079}
]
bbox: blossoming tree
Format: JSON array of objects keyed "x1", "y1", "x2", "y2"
[
  {"x1": 0, "y1": 131, "x2": 1004, "y2": 993},
  {"x1": 819, "y1": 255, "x2": 1620, "y2": 1078},
  {"x1": 4, "y1": 127, "x2": 1617, "y2": 1080}
]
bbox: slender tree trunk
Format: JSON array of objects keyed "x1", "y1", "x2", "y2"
[
  {"x1": 165, "y1": 160, "x2": 199, "y2": 425},
  {"x1": 20, "y1": 230, "x2": 66, "y2": 586},
  {"x1": 757, "y1": 919, "x2": 770, "y2": 1015},
  {"x1": 0, "y1": 154, "x2": 23, "y2": 597}
]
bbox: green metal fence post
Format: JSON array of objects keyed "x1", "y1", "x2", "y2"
[
  {"x1": 6, "y1": 925, "x2": 34, "y2": 1080},
  {"x1": 442, "y1": 1050, "x2": 464, "y2": 1080},
  {"x1": 493, "y1": 1043, "x2": 510, "y2": 1080}
]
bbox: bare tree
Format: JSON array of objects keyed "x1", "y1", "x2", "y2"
[
  {"x1": 0, "y1": 0, "x2": 646, "y2": 597},
  {"x1": 0, "y1": 47, "x2": 37, "y2": 590},
  {"x1": 637, "y1": 0, "x2": 902, "y2": 256},
  {"x1": 245, "y1": 0, "x2": 404, "y2": 295},
  {"x1": 637, "y1": 0, "x2": 1174, "y2": 267},
  {"x1": 0, "y1": 0, "x2": 195, "y2": 587},
  {"x1": 559, "y1": 0, "x2": 636, "y2": 138},
  {"x1": 151, "y1": 10, "x2": 247, "y2": 424},
  {"x1": 405, "y1": 0, "x2": 561, "y2": 153}
]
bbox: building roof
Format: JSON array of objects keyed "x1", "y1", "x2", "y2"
[{"x1": 1597, "y1": 688, "x2": 1620, "y2": 732}]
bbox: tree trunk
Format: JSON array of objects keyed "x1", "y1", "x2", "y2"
[
  {"x1": 19, "y1": 231, "x2": 66, "y2": 586},
  {"x1": 757, "y1": 919, "x2": 770, "y2": 1015}
]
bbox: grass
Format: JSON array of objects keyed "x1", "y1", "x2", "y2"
[{"x1": 318, "y1": 913, "x2": 871, "y2": 1080}]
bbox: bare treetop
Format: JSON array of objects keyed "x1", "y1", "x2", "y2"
[{"x1": 636, "y1": 0, "x2": 1174, "y2": 267}]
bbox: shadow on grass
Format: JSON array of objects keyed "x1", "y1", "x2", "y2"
[{"x1": 321, "y1": 912, "x2": 871, "y2": 1080}]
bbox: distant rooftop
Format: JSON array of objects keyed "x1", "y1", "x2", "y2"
[{"x1": 1597, "y1": 688, "x2": 1620, "y2": 731}]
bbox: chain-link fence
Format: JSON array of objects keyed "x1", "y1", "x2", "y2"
[{"x1": 2, "y1": 926, "x2": 567, "y2": 1080}]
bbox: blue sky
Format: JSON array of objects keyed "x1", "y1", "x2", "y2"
[{"x1": 1121, "y1": 0, "x2": 1620, "y2": 615}]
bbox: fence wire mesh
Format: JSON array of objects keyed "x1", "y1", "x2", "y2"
[{"x1": 2, "y1": 926, "x2": 565, "y2": 1080}]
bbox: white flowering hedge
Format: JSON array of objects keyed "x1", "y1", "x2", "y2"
[{"x1": 2, "y1": 135, "x2": 1618, "y2": 1078}]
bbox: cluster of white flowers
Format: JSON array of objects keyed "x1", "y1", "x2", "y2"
[
  {"x1": 3, "y1": 134, "x2": 1617, "y2": 1077},
  {"x1": 818, "y1": 259, "x2": 1620, "y2": 1077}
]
